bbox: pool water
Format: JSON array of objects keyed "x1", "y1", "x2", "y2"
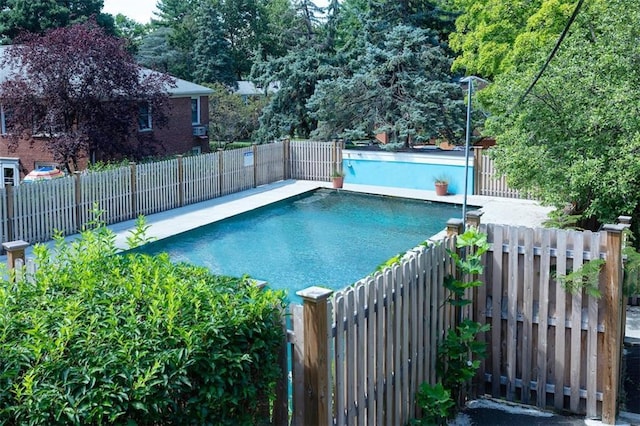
[{"x1": 134, "y1": 189, "x2": 460, "y2": 303}]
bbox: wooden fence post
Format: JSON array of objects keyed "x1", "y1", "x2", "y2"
[
  {"x1": 466, "y1": 210, "x2": 484, "y2": 229},
  {"x1": 473, "y1": 147, "x2": 483, "y2": 196},
  {"x1": 2, "y1": 240, "x2": 29, "y2": 271},
  {"x1": 283, "y1": 139, "x2": 290, "y2": 180},
  {"x1": 601, "y1": 224, "x2": 625, "y2": 425},
  {"x1": 296, "y1": 286, "x2": 333, "y2": 426},
  {"x1": 253, "y1": 144, "x2": 258, "y2": 188},
  {"x1": 129, "y1": 162, "x2": 137, "y2": 219},
  {"x1": 446, "y1": 218, "x2": 464, "y2": 237},
  {"x1": 177, "y1": 155, "x2": 184, "y2": 207},
  {"x1": 217, "y1": 148, "x2": 224, "y2": 195},
  {"x1": 5, "y1": 184, "x2": 14, "y2": 242}
]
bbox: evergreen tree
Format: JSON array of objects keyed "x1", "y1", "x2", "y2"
[
  {"x1": 308, "y1": 25, "x2": 465, "y2": 145},
  {"x1": 0, "y1": 0, "x2": 115, "y2": 43},
  {"x1": 151, "y1": 0, "x2": 199, "y2": 80},
  {"x1": 250, "y1": 0, "x2": 332, "y2": 141},
  {"x1": 192, "y1": 2, "x2": 236, "y2": 86},
  {"x1": 135, "y1": 27, "x2": 183, "y2": 75}
]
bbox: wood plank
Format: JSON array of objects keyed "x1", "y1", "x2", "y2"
[
  {"x1": 366, "y1": 278, "x2": 376, "y2": 426},
  {"x1": 536, "y1": 229, "x2": 551, "y2": 408},
  {"x1": 491, "y1": 224, "x2": 504, "y2": 398},
  {"x1": 346, "y1": 288, "x2": 356, "y2": 425},
  {"x1": 375, "y1": 274, "x2": 384, "y2": 424},
  {"x1": 506, "y1": 226, "x2": 519, "y2": 401},
  {"x1": 430, "y1": 244, "x2": 439, "y2": 385},
  {"x1": 356, "y1": 283, "x2": 366, "y2": 426},
  {"x1": 569, "y1": 231, "x2": 583, "y2": 412},
  {"x1": 554, "y1": 231, "x2": 568, "y2": 410},
  {"x1": 393, "y1": 264, "x2": 402, "y2": 425},
  {"x1": 334, "y1": 293, "x2": 346, "y2": 426},
  {"x1": 522, "y1": 228, "x2": 534, "y2": 404},
  {"x1": 416, "y1": 249, "x2": 425, "y2": 395},
  {"x1": 384, "y1": 269, "x2": 394, "y2": 426},
  {"x1": 475, "y1": 231, "x2": 488, "y2": 396},
  {"x1": 586, "y1": 232, "x2": 599, "y2": 418},
  {"x1": 401, "y1": 261, "x2": 411, "y2": 422}
]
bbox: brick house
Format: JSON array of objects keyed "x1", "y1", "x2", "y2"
[{"x1": 0, "y1": 61, "x2": 214, "y2": 185}]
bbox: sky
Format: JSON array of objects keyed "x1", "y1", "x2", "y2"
[
  {"x1": 102, "y1": 0, "x2": 159, "y2": 24},
  {"x1": 102, "y1": 0, "x2": 329, "y2": 24}
]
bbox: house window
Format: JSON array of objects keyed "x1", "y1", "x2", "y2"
[
  {"x1": 138, "y1": 103, "x2": 152, "y2": 131},
  {"x1": 1, "y1": 106, "x2": 12, "y2": 135},
  {"x1": 0, "y1": 158, "x2": 19, "y2": 186},
  {"x1": 191, "y1": 97, "x2": 200, "y2": 125}
]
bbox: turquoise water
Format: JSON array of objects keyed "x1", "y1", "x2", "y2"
[{"x1": 134, "y1": 189, "x2": 460, "y2": 303}]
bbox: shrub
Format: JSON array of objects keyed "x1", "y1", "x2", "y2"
[
  {"x1": 0, "y1": 219, "x2": 285, "y2": 425},
  {"x1": 414, "y1": 227, "x2": 490, "y2": 423}
]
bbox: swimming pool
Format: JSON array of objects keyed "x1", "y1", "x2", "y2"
[{"x1": 134, "y1": 189, "x2": 461, "y2": 303}]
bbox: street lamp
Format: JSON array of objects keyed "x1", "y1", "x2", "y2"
[{"x1": 459, "y1": 76, "x2": 488, "y2": 229}]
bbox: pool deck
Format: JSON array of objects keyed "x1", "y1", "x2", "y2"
[
  {"x1": 1, "y1": 179, "x2": 554, "y2": 257},
  {"x1": 105, "y1": 179, "x2": 553, "y2": 248}
]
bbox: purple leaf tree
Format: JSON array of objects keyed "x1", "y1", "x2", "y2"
[{"x1": 0, "y1": 20, "x2": 175, "y2": 172}]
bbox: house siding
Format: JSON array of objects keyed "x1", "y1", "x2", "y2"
[{"x1": 1, "y1": 95, "x2": 211, "y2": 176}]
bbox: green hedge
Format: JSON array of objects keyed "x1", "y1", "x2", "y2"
[{"x1": 0, "y1": 223, "x2": 286, "y2": 425}]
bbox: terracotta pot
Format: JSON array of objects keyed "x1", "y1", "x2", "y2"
[
  {"x1": 332, "y1": 176, "x2": 344, "y2": 189},
  {"x1": 435, "y1": 182, "x2": 448, "y2": 196}
]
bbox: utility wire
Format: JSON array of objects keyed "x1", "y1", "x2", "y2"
[{"x1": 511, "y1": 0, "x2": 585, "y2": 111}]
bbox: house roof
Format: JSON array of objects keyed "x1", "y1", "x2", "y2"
[
  {"x1": 169, "y1": 76, "x2": 214, "y2": 97},
  {"x1": 0, "y1": 45, "x2": 213, "y2": 98},
  {"x1": 235, "y1": 80, "x2": 279, "y2": 96}
]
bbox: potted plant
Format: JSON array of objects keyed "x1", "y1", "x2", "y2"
[
  {"x1": 434, "y1": 176, "x2": 449, "y2": 196},
  {"x1": 331, "y1": 169, "x2": 345, "y2": 189}
]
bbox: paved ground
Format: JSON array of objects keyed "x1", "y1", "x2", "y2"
[
  {"x1": 455, "y1": 399, "x2": 594, "y2": 425},
  {"x1": 455, "y1": 398, "x2": 640, "y2": 425}
]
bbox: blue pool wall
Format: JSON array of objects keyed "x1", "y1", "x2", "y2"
[{"x1": 342, "y1": 150, "x2": 473, "y2": 194}]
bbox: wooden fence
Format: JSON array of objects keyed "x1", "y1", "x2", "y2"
[
  {"x1": 286, "y1": 219, "x2": 626, "y2": 425},
  {"x1": 0, "y1": 141, "x2": 340, "y2": 245},
  {"x1": 286, "y1": 239, "x2": 456, "y2": 426},
  {"x1": 473, "y1": 148, "x2": 529, "y2": 199}
]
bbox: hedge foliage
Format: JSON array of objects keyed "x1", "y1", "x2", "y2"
[{"x1": 0, "y1": 219, "x2": 286, "y2": 425}]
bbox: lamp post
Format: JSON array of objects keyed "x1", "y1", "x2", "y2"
[{"x1": 459, "y1": 76, "x2": 488, "y2": 230}]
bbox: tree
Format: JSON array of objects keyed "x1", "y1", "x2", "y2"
[
  {"x1": 0, "y1": 0, "x2": 115, "y2": 43},
  {"x1": 308, "y1": 25, "x2": 466, "y2": 145},
  {"x1": 151, "y1": 0, "x2": 199, "y2": 80},
  {"x1": 0, "y1": 21, "x2": 175, "y2": 172},
  {"x1": 484, "y1": 0, "x2": 640, "y2": 231},
  {"x1": 208, "y1": 83, "x2": 268, "y2": 143},
  {"x1": 447, "y1": 0, "x2": 576, "y2": 78},
  {"x1": 250, "y1": 0, "x2": 331, "y2": 141},
  {"x1": 113, "y1": 13, "x2": 150, "y2": 54},
  {"x1": 192, "y1": 2, "x2": 236, "y2": 86},
  {"x1": 136, "y1": 27, "x2": 185, "y2": 75}
]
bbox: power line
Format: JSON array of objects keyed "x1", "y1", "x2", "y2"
[{"x1": 511, "y1": 0, "x2": 585, "y2": 111}]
